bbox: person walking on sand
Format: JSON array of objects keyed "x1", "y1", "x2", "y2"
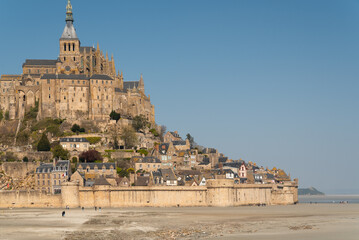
[{"x1": 62, "y1": 211, "x2": 65, "y2": 217}]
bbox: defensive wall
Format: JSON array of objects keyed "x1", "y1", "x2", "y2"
[{"x1": 0, "y1": 179, "x2": 298, "y2": 208}]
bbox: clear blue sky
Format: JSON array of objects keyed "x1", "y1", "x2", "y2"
[{"x1": 0, "y1": 0, "x2": 358, "y2": 194}]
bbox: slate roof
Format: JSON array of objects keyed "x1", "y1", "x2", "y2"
[
  {"x1": 218, "y1": 157, "x2": 228, "y2": 163},
  {"x1": 159, "y1": 143, "x2": 169, "y2": 155},
  {"x1": 172, "y1": 141, "x2": 186, "y2": 146},
  {"x1": 61, "y1": 21, "x2": 78, "y2": 39},
  {"x1": 93, "y1": 177, "x2": 111, "y2": 186},
  {"x1": 203, "y1": 157, "x2": 210, "y2": 163},
  {"x1": 135, "y1": 176, "x2": 150, "y2": 186},
  {"x1": 78, "y1": 163, "x2": 115, "y2": 170},
  {"x1": 36, "y1": 160, "x2": 70, "y2": 173},
  {"x1": 123, "y1": 81, "x2": 139, "y2": 90},
  {"x1": 80, "y1": 46, "x2": 95, "y2": 53},
  {"x1": 41, "y1": 74, "x2": 89, "y2": 80},
  {"x1": 36, "y1": 163, "x2": 53, "y2": 173},
  {"x1": 159, "y1": 168, "x2": 177, "y2": 181},
  {"x1": 23, "y1": 59, "x2": 58, "y2": 67},
  {"x1": 223, "y1": 160, "x2": 245, "y2": 168},
  {"x1": 170, "y1": 131, "x2": 180, "y2": 138},
  {"x1": 176, "y1": 170, "x2": 201, "y2": 176},
  {"x1": 114, "y1": 88, "x2": 125, "y2": 93},
  {"x1": 60, "y1": 138, "x2": 89, "y2": 143},
  {"x1": 90, "y1": 75, "x2": 113, "y2": 80}
]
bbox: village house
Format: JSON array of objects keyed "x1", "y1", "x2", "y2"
[
  {"x1": 163, "y1": 131, "x2": 182, "y2": 143},
  {"x1": 134, "y1": 156, "x2": 161, "y2": 173},
  {"x1": 35, "y1": 160, "x2": 71, "y2": 194},
  {"x1": 151, "y1": 168, "x2": 178, "y2": 186},
  {"x1": 60, "y1": 137, "x2": 89, "y2": 152},
  {"x1": 77, "y1": 163, "x2": 116, "y2": 179}
]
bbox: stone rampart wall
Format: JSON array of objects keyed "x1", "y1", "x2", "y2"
[
  {"x1": 0, "y1": 180, "x2": 298, "y2": 208},
  {"x1": 0, "y1": 190, "x2": 62, "y2": 208}
]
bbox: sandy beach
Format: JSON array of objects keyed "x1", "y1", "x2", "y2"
[{"x1": 0, "y1": 204, "x2": 358, "y2": 240}]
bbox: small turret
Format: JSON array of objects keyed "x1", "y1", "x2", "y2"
[{"x1": 138, "y1": 74, "x2": 145, "y2": 92}]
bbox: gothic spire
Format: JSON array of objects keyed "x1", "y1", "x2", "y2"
[
  {"x1": 61, "y1": 0, "x2": 78, "y2": 39},
  {"x1": 66, "y1": 0, "x2": 74, "y2": 22}
]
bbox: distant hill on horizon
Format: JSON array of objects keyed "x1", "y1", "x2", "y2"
[{"x1": 298, "y1": 187, "x2": 325, "y2": 196}]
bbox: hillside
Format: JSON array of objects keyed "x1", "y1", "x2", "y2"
[{"x1": 298, "y1": 187, "x2": 325, "y2": 196}]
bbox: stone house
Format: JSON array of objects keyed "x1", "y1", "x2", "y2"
[
  {"x1": 135, "y1": 156, "x2": 161, "y2": 173},
  {"x1": 77, "y1": 163, "x2": 116, "y2": 179},
  {"x1": 163, "y1": 131, "x2": 182, "y2": 143},
  {"x1": 60, "y1": 137, "x2": 89, "y2": 152},
  {"x1": 35, "y1": 160, "x2": 71, "y2": 194},
  {"x1": 151, "y1": 168, "x2": 178, "y2": 186}
]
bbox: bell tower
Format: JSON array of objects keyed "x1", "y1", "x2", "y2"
[{"x1": 59, "y1": 0, "x2": 81, "y2": 74}]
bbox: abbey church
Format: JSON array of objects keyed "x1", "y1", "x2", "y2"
[{"x1": 0, "y1": 0, "x2": 155, "y2": 123}]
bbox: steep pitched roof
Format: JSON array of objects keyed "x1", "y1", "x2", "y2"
[
  {"x1": 23, "y1": 59, "x2": 58, "y2": 67},
  {"x1": 78, "y1": 163, "x2": 115, "y2": 170},
  {"x1": 60, "y1": 138, "x2": 89, "y2": 143},
  {"x1": 123, "y1": 81, "x2": 139, "y2": 90},
  {"x1": 90, "y1": 75, "x2": 113, "y2": 80},
  {"x1": 61, "y1": 21, "x2": 78, "y2": 40},
  {"x1": 93, "y1": 177, "x2": 111, "y2": 186},
  {"x1": 80, "y1": 46, "x2": 95, "y2": 53},
  {"x1": 172, "y1": 140, "x2": 187, "y2": 146}
]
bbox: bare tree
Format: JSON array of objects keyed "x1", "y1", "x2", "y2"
[
  {"x1": 120, "y1": 126, "x2": 138, "y2": 149},
  {"x1": 159, "y1": 125, "x2": 167, "y2": 142}
]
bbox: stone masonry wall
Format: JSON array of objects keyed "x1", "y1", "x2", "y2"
[{"x1": 0, "y1": 180, "x2": 298, "y2": 208}]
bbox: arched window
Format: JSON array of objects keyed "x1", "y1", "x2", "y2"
[
  {"x1": 64, "y1": 43, "x2": 66, "y2": 51},
  {"x1": 68, "y1": 43, "x2": 71, "y2": 51},
  {"x1": 73, "y1": 43, "x2": 75, "y2": 51}
]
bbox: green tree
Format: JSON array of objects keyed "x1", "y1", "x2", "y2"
[
  {"x1": 0, "y1": 110, "x2": 3, "y2": 121},
  {"x1": 120, "y1": 126, "x2": 138, "y2": 149},
  {"x1": 37, "y1": 133, "x2": 51, "y2": 152},
  {"x1": 71, "y1": 124, "x2": 85, "y2": 133},
  {"x1": 132, "y1": 114, "x2": 149, "y2": 132},
  {"x1": 51, "y1": 144, "x2": 70, "y2": 160},
  {"x1": 4, "y1": 111, "x2": 9, "y2": 120},
  {"x1": 22, "y1": 156, "x2": 29, "y2": 162},
  {"x1": 186, "y1": 133, "x2": 195, "y2": 149},
  {"x1": 110, "y1": 110, "x2": 121, "y2": 122}
]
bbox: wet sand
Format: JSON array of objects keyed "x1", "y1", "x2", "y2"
[{"x1": 0, "y1": 204, "x2": 358, "y2": 240}]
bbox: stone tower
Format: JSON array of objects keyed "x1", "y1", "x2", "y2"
[{"x1": 58, "y1": 0, "x2": 81, "y2": 75}]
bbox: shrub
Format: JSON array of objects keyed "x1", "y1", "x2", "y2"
[
  {"x1": 120, "y1": 126, "x2": 138, "y2": 149},
  {"x1": 132, "y1": 115, "x2": 149, "y2": 132},
  {"x1": 137, "y1": 149, "x2": 149, "y2": 156},
  {"x1": 79, "y1": 150, "x2": 103, "y2": 163},
  {"x1": 85, "y1": 137, "x2": 101, "y2": 145},
  {"x1": 51, "y1": 144, "x2": 69, "y2": 160},
  {"x1": 22, "y1": 156, "x2": 29, "y2": 162},
  {"x1": 110, "y1": 110, "x2": 121, "y2": 121},
  {"x1": 37, "y1": 133, "x2": 51, "y2": 152},
  {"x1": 149, "y1": 128, "x2": 159, "y2": 137},
  {"x1": 72, "y1": 157, "x2": 78, "y2": 163},
  {"x1": 71, "y1": 124, "x2": 81, "y2": 133},
  {"x1": 5, "y1": 111, "x2": 9, "y2": 120},
  {"x1": 0, "y1": 110, "x2": 3, "y2": 121}
]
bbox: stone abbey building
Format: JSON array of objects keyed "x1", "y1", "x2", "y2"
[{"x1": 0, "y1": 0, "x2": 155, "y2": 122}]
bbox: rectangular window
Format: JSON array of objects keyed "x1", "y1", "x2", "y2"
[
  {"x1": 49, "y1": 94, "x2": 51, "y2": 99},
  {"x1": 47, "y1": 79, "x2": 50, "y2": 84}
]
